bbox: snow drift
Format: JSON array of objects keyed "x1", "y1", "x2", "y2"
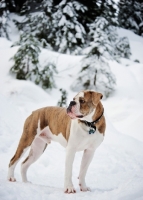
[{"x1": 0, "y1": 28, "x2": 143, "y2": 200}]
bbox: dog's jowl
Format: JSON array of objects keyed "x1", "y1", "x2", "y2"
[{"x1": 8, "y1": 90, "x2": 106, "y2": 193}]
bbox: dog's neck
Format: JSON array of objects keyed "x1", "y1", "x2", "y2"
[
  {"x1": 79, "y1": 102, "x2": 104, "y2": 130},
  {"x1": 80, "y1": 109, "x2": 96, "y2": 122}
]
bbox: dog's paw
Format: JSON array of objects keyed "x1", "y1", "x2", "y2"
[
  {"x1": 79, "y1": 184, "x2": 91, "y2": 192},
  {"x1": 8, "y1": 177, "x2": 16, "y2": 182},
  {"x1": 64, "y1": 186, "x2": 76, "y2": 193}
]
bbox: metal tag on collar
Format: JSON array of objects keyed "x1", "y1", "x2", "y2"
[{"x1": 89, "y1": 127, "x2": 96, "y2": 134}]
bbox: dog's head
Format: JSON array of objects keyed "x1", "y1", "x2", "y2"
[{"x1": 67, "y1": 90, "x2": 103, "y2": 119}]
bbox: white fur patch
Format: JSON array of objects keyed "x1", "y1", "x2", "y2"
[
  {"x1": 37, "y1": 120, "x2": 67, "y2": 148},
  {"x1": 69, "y1": 119, "x2": 104, "y2": 152},
  {"x1": 51, "y1": 133, "x2": 67, "y2": 147},
  {"x1": 71, "y1": 92, "x2": 84, "y2": 117},
  {"x1": 74, "y1": 92, "x2": 84, "y2": 101}
]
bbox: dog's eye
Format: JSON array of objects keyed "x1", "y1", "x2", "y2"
[{"x1": 80, "y1": 99, "x2": 85, "y2": 104}]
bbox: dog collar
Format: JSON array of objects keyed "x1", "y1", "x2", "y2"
[{"x1": 80, "y1": 109, "x2": 104, "y2": 134}]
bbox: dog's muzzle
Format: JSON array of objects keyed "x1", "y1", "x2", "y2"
[
  {"x1": 67, "y1": 101, "x2": 76, "y2": 112},
  {"x1": 67, "y1": 101, "x2": 83, "y2": 119}
]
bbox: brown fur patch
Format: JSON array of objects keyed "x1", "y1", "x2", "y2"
[
  {"x1": 79, "y1": 92, "x2": 94, "y2": 116},
  {"x1": 26, "y1": 106, "x2": 71, "y2": 141},
  {"x1": 92, "y1": 101, "x2": 106, "y2": 135},
  {"x1": 9, "y1": 114, "x2": 36, "y2": 167},
  {"x1": 39, "y1": 107, "x2": 71, "y2": 140}
]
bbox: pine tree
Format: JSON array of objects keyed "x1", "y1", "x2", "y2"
[
  {"x1": 20, "y1": 0, "x2": 32, "y2": 15},
  {"x1": 98, "y1": 0, "x2": 118, "y2": 26},
  {"x1": 14, "y1": 0, "x2": 54, "y2": 49},
  {"x1": 49, "y1": 0, "x2": 119, "y2": 53},
  {"x1": 118, "y1": 0, "x2": 143, "y2": 36},
  {"x1": 10, "y1": 32, "x2": 41, "y2": 80},
  {"x1": 72, "y1": 17, "x2": 131, "y2": 98},
  {"x1": 34, "y1": 62, "x2": 57, "y2": 89},
  {"x1": 88, "y1": 17, "x2": 131, "y2": 62},
  {"x1": 115, "y1": 37, "x2": 131, "y2": 59},
  {"x1": 16, "y1": 0, "x2": 94, "y2": 54},
  {"x1": 10, "y1": 31, "x2": 57, "y2": 89},
  {"x1": 71, "y1": 58, "x2": 116, "y2": 98},
  {"x1": 71, "y1": 0, "x2": 100, "y2": 32},
  {"x1": 0, "y1": 0, "x2": 9, "y2": 39},
  {"x1": 13, "y1": 0, "x2": 119, "y2": 54},
  {"x1": 50, "y1": 0, "x2": 87, "y2": 54}
]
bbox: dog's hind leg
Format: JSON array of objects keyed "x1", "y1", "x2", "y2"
[
  {"x1": 8, "y1": 142, "x2": 30, "y2": 182},
  {"x1": 21, "y1": 137, "x2": 47, "y2": 182},
  {"x1": 8, "y1": 114, "x2": 37, "y2": 182}
]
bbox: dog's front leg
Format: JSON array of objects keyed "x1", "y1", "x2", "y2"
[
  {"x1": 78, "y1": 148, "x2": 95, "y2": 192},
  {"x1": 64, "y1": 147, "x2": 76, "y2": 193}
]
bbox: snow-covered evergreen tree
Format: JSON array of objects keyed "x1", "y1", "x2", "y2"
[
  {"x1": 50, "y1": 0, "x2": 118, "y2": 54},
  {"x1": 13, "y1": 0, "x2": 119, "y2": 55},
  {"x1": 118, "y1": 0, "x2": 143, "y2": 36},
  {"x1": 20, "y1": 0, "x2": 32, "y2": 15},
  {"x1": 72, "y1": 17, "x2": 131, "y2": 98},
  {"x1": 0, "y1": 0, "x2": 9, "y2": 39},
  {"x1": 65, "y1": 0, "x2": 99, "y2": 33},
  {"x1": 88, "y1": 17, "x2": 118, "y2": 61},
  {"x1": 98, "y1": 0, "x2": 118, "y2": 26},
  {"x1": 88, "y1": 17, "x2": 131, "y2": 61},
  {"x1": 19, "y1": 0, "x2": 44, "y2": 15},
  {"x1": 34, "y1": 62, "x2": 57, "y2": 89},
  {"x1": 10, "y1": 32, "x2": 41, "y2": 80},
  {"x1": 72, "y1": 57, "x2": 116, "y2": 98},
  {"x1": 14, "y1": 0, "x2": 53, "y2": 48},
  {"x1": 10, "y1": 31, "x2": 57, "y2": 89},
  {"x1": 57, "y1": 88, "x2": 68, "y2": 107},
  {"x1": 14, "y1": 0, "x2": 90, "y2": 54},
  {"x1": 51, "y1": 0, "x2": 87, "y2": 54},
  {"x1": 115, "y1": 37, "x2": 131, "y2": 59}
]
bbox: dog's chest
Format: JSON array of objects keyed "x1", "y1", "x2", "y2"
[{"x1": 69, "y1": 120, "x2": 104, "y2": 151}]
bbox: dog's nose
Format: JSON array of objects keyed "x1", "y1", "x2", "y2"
[{"x1": 70, "y1": 101, "x2": 76, "y2": 106}]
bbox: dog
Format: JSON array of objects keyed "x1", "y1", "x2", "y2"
[{"x1": 8, "y1": 90, "x2": 106, "y2": 193}]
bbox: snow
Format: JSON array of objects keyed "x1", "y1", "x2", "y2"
[{"x1": 0, "y1": 27, "x2": 143, "y2": 200}]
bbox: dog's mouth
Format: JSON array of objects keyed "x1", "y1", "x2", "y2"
[{"x1": 67, "y1": 106, "x2": 83, "y2": 119}]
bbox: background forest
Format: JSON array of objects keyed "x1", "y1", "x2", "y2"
[{"x1": 1, "y1": 0, "x2": 143, "y2": 102}]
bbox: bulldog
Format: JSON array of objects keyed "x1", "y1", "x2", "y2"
[{"x1": 8, "y1": 90, "x2": 106, "y2": 193}]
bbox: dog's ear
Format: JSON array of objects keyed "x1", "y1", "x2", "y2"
[{"x1": 92, "y1": 92, "x2": 103, "y2": 106}]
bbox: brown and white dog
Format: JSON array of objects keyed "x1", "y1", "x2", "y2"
[{"x1": 8, "y1": 90, "x2": 106, "y2": 193}]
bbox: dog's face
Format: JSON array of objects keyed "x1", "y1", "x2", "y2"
[{"x1": 67, "y1": 90, "x2": 103, "y2": 119}]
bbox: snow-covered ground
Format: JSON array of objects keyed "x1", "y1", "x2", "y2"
[{"x1": 0, "y1": 26, "x2": 143, "y2": 200}]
